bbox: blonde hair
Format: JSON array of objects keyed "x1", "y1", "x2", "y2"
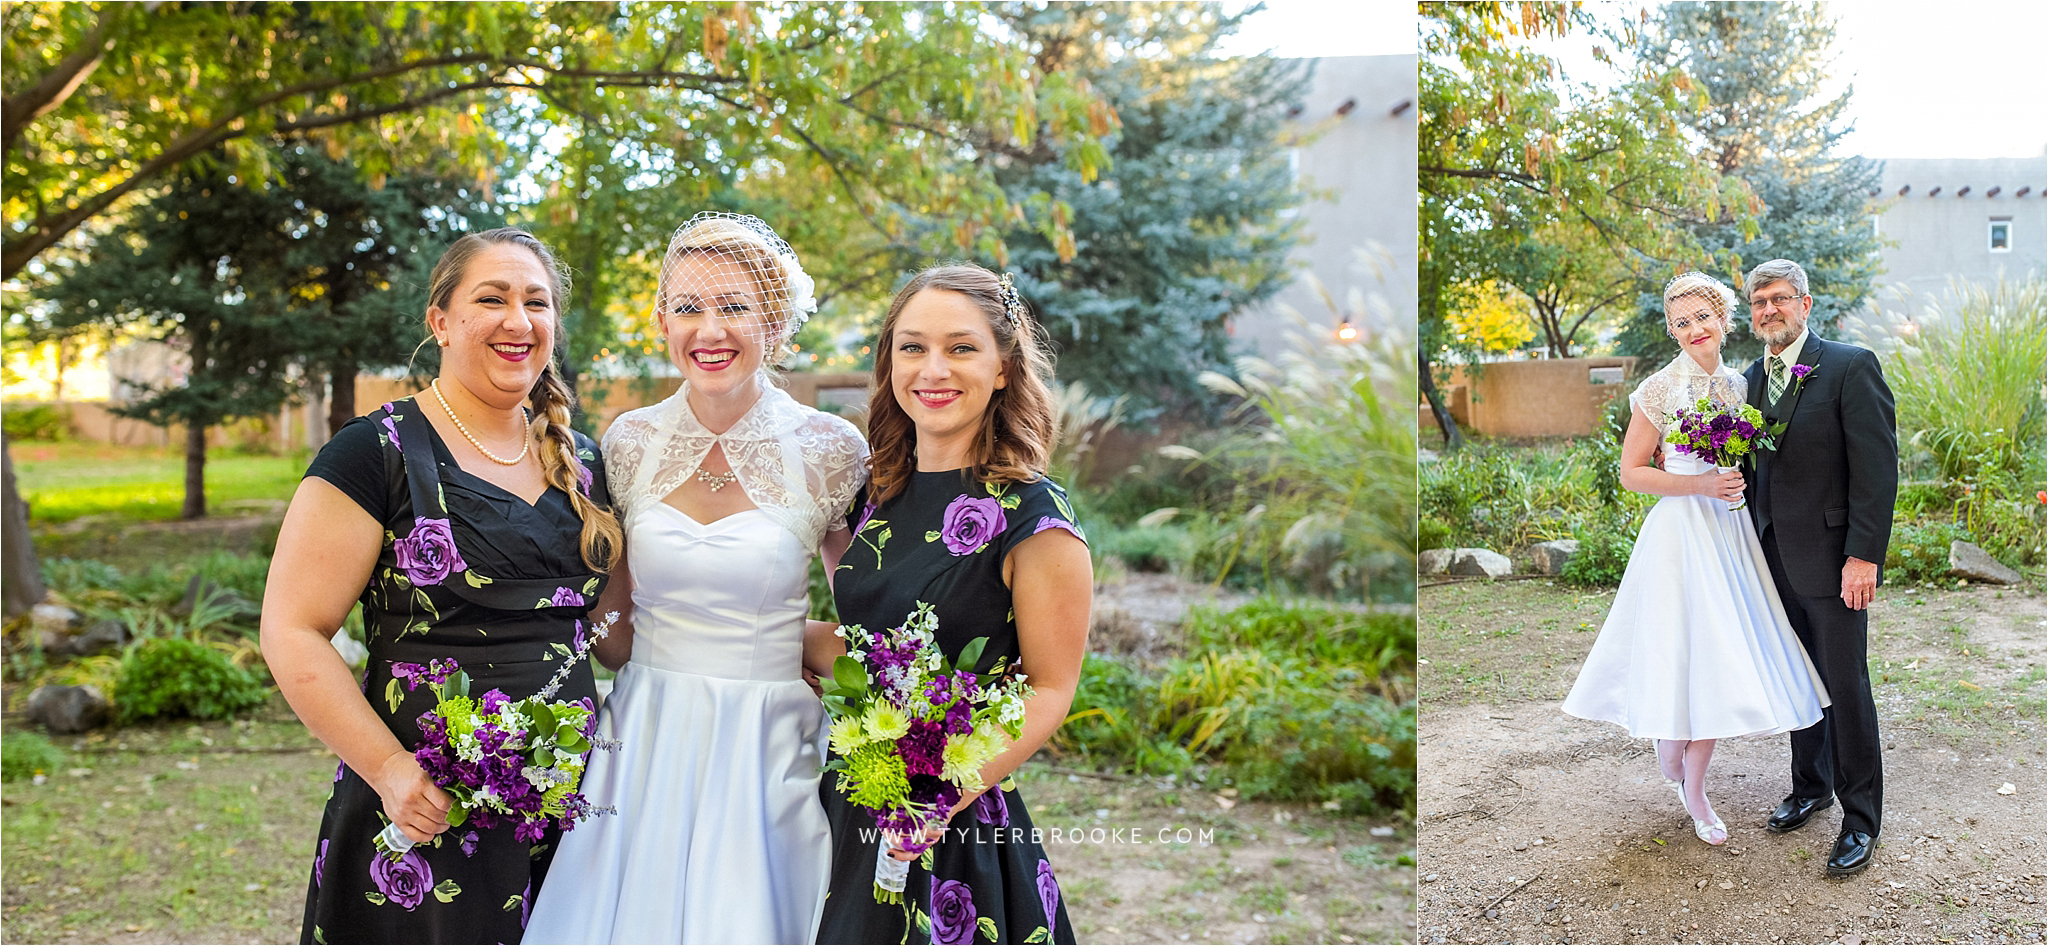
[
  {"x1": 865, "y1": 264, "x2": 1057, "y2": 506},
  {"x1": 425, "y1": 228, "x2": 621, "y2": 571},
  {"x1": 659, "y1": 214, "x2": 801, "y2": 367}
]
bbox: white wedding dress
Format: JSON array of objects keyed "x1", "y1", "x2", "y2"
[
  {"x1": 1561, "y1": 353, "x2": 1831, "y2": 740},
  {"x1": 524, "y1": 382, "x2": 867, "y2": 945}
]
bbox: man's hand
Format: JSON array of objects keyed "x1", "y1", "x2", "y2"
[{"x1": 1841, "y1": 556, "x2": 1878, "y2": 611}]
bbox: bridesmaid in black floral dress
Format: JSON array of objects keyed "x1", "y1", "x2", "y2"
[
  {"x1": 261, "y1": 230, "x2": 621, "y2": 944},
  {"x1": 817, "y1": 264, "x2": 1093, "y2": 944}
]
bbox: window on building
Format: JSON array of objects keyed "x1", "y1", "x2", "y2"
[{"x1": 1989, "y1": 218, "x2": 2012, "y2": 253}]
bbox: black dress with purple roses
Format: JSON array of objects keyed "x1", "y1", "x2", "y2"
[
  {"x1": 297, "y1": 398, "x2": 607, "y2": 945},
  {"x1": 818, "y1": 470, "x2": 1084, "y2": 945}
]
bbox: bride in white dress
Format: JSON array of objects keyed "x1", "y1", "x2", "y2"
[
  {"x1": 1561, "y1": 271, "x2": 1829, "y2": 847},
  {"x1": 524, "y1": 214, "x2": 865, "y2": 943}
]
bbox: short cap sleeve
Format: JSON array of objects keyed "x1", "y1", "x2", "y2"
[
  {"x1": 995, "y1": 476, "x2": 1087, "y2": 560},
  {"x1": 302, "y1": 416, "x2": 394, "y2": 522}
]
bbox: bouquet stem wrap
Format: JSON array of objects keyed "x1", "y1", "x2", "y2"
[
  {"x1": 1716, "y1": 464, "x2": 1745, "y2": 511},
  {"x1": 873, "y1": 842, "x2": 911, "y2": 903}
]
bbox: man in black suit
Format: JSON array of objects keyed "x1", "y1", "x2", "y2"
[{"x1": 1740, "y1": 259, "x2": 1898, "y2": 877}]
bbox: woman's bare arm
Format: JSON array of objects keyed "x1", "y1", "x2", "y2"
[
  {"x1": 259, "y1": 477, "x2": 451, "y2": 842},
  {"x1": 589, "y1": 545, "x2": 635, "y2": 671}
]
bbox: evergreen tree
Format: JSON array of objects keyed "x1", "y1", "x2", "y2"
[
  {"x1": 38, "y1": 161, "x2": 300, "y2": 518},
  {"x1": 980, "y1": 3, "x2": 1310, "y2": 415},
  {"x1": 1615, "y1": 1, "x2": 1884, "y2": 366}
]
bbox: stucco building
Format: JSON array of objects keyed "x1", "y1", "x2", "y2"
[
  {"x1": 1870, "y1": 152, "x2": 2047, "y2": 314},
  {"x1": 1234, "y1": 54, "x2": 1418, "y2": 357}
]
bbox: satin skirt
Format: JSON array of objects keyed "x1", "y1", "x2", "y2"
[
  {"x1": 1562, "y1": 460, "x2": 1831, "y2": 741},
  {"x1": 522, "y1": 661, "x2": 830, "y2": 944}
]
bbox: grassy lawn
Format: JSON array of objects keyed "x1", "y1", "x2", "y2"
[
  {"x1": 1, "y1": 706, "x2": 332, "y2": 944},
  {"x1": 12, "y1": 442, "x2": 308, "y2": 524}
]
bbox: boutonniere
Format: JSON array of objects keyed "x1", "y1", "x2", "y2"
[
  {"x1": 1788, "y1": 363, "x2": 1815, "y2": 389},
  {"x1": 1763, "y1": 363, "x2": 1816, "y2": 442}
]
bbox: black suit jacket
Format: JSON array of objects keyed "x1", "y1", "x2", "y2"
[{"x1": 1743, "y1": 336, "x2": 1899, "y2": 598}]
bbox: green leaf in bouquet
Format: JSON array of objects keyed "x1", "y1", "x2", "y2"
[
  {"x1": 446, "y1": 804, "x2": 469, "y2": 828},
  {"x1": 446, "y1": 670, "x2": 472, "y2": 699},
  {"x1": 821, "y1": 694, "x2": 848, "y2": 715},
  {"x1": 528, "y1": 702, "x2": 557, "y2": 738},
  {"x1": 832, "y1": 655, "x2": 868, "y2": 695},
  {"x1": 956, "y1": 636, "x2": 989, "y2": 673}
]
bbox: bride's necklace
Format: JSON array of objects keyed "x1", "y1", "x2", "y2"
[
  {"x1": 431, "y1": 378, "x2": 532, "y2": 466},
  {"x1": 697, "y1": 468, "x2": 739, "y2": 492}
]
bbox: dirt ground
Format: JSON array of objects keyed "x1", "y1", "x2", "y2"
[{"x1": 1416, "y1": 580, "x2": 2047, "y2": 946}]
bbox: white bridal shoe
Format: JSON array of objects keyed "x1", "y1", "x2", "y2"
[{"x1": 1693, "y1": 817, "x2": 1729, "y2": 846}]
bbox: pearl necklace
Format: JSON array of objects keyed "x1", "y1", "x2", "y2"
[
  {"x1": 697, "y1": 469, "x2": 739, "y2": 492},
  {"x1": 431, "y1": 378, "x2": 532, "y2": 466}
]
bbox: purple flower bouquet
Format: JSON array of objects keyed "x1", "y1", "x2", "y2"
[
  {"x1": 373, "y1": 612, "x2": 621, "y2": 858},
  {"x1": 820, "y1": 602, "x2": 1032, "y2": 904},
  {"x1": 1665, "y1": 398, "x2": 1778, "y2": 510}
]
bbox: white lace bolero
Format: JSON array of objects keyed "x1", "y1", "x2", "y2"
[
  {"x1": 1627, "y1": 354, "x2": 1747, "y2": 436},
  {"x1": 602, "y1": 382, "x2": 869, "y2": 551}
]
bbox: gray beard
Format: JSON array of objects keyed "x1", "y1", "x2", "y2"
[{"x1": 1761, "y1": 325, "x2": 1801, "y2": 350}]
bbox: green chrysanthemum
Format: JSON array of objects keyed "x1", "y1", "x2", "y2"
[
  {"x1": 861, "y1": 701, "x2": 911, "y2": 741},
  {"x1": 828, "y1": 715, "x2": 870, "y2": 756},
  {"x1": 842, "y1": 743, "x2": 911, "y2": 809}
]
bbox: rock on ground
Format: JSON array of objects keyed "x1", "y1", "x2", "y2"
[
  {"x1": 26, "y1": 683, "x2": 110, "y2": 734},
  {"x1": 1523, "y1": 539, "x2": 1580, "y2": 576},
  {"x1": 1949, "y1": 540, "x2": 2022, "y2": 584},
  {"x1": 1449, "y1": 548, "x2": 1512, "y2": 578}
]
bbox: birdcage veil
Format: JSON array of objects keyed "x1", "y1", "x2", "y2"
[
  {"x1": 1661, "y1": 271, "x2": 1737, "y2": 341},
  {"x1": 652, "y1": 212, "x2": 817, "y2": 372}
]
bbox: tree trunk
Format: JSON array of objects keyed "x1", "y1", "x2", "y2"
[
  {"x1": 1, "y1": 436, "x2": 47, "y2": 617},
  {"x1": 327, "y1": 363, "x2": 357, "y2": 437},
  {"x1": 1418, "y1": 346, "x2": 1466, "y2": 451},
  {"x1": 182, "y1": 422, "x2": 207, "y2": 519}
]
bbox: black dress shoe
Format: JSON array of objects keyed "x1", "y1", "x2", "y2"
[
  {"x1": 1826, "y1": 829, "x2": 1877, "y2": 876},
  {"x1": 1765, "y1": 793, "x2": 1834, "y2": 833}
]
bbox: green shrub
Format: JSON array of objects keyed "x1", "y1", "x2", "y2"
[
  {"x1": 1886, "y1": 520, "x2": 1970, "y2": 584},
  {"x1": 1881, "y1": 278, "x2": 2045, "y2": 482},
  {"x1": 114, "y1": 638, "x2": 270, "y2": 724},
  {"x1": 1894, "y1": 481, "x2": 1960, "y2": 521},
  {"x1": 1560, "y1": 519, "x2": 1636, "y2": 587},
  {"x1": 1093, "y1": 523, "x2": 1193, "y2": 573},
  {"x1": 1417, "y1": 515, "x2": 1453, "y2": 553},
  {"x1": 1, "y1": 731, "x2": 66, "y2": 781},
  {"x1": 1056, "y1": 597, "x2": 1416, "y2": 814},
  {"x1": 2, "y1": 403, "x2": 70, "y2": 441}
]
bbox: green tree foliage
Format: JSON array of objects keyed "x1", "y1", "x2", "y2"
[
  {"x1": 1613, "y1": 1, "x2": 1884, "y2": 365},
  {"x1": 37, "y1": 161, "x2": 301, "y2": 519},
  {"x1": 1418, "y1": 2, "x2": 1751, "y2": 446},
  {"x1": 964, "y1": 2, "x2": 1308, "y2": 414},
  {"x1": 3, "y1": 2, "x2": 1112, "y2": 281}
]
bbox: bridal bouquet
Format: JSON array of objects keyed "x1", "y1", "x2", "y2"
[
  {"x1": 1665, "y1": 398, "x2": 1777, "y2": 510},
  {"x1": 820, "y1": 602, "x2": 1032, "y2": 904},
  {"x1": 374, "y1": 613, "x2": 620, "y2": 858}
]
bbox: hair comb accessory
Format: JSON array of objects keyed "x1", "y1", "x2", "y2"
[{"x1": 996, "y1": 272, "x2": 1026, "y2": 328}]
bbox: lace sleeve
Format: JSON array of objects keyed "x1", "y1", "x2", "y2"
[
  {"x1": 800, "y1": 413, "x2": 870, "y2": 536},
  {"x1": 600, "y1": 408, "x2": 658, "y2": 518},
  {"x1": 1628, "y1": 369, "x2": 1677, "y2": 435}
]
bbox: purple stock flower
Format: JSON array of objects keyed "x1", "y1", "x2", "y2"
[
  {"x1": 479, "y1": 689, "x2": 512, "y2": 715},
  {"x1": 1037, "y1": 858, "x2": 1062, "y2": 925},
  {"x1": 973, "y1": 787, "x2": 1010, "y2": 826},
  {"x1": 939, "y1": 495, "x2": 1007, "y2": 555},
  {"x1": 899, "y1": 720, "x2": 947, "y2": 777},
  {"x1": 1790, "y1": 363, "x2": 1813, "y2": 381},
  {"x1": 369, "y1": 846, "x2": 433, "y2": 911},
  {"x1": 549, "y1": 587, "x2": 585, "y2": 608},
  {"x1": 314, "y1": 838, "x2": 328, "y2": 888},
  {"x1": 459, "y1": 831, "x2": 480, "y2": 858},
  {"x1": 943, "y1": 699, "x2": 974, "y2": 736},
  {"x1": 393, "y1": 517, "x2": 467, "y2": 586},
  {"x1": 928, "y1": 877, "x2": 979, "y2": 945},
  {"x1": 379, "y1": 414, "x2": 403, "y2": 453},
  {"x1": 391, "y1": 662, "x2": 428, "y2": 690},
  {"x1": 514, "y1": 818, "x2": 547, "y2": 844}
]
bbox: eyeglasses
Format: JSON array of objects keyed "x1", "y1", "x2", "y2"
[{"x1": 1748, "y1": 293, "x2": 1804, "y2": 312}]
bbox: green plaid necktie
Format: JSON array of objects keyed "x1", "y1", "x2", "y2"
[{"x1": 1767, "y1": 356, "x2": 1789, "y2": 406}]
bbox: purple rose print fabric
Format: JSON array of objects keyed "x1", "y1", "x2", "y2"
[
  {"x1": 1037, "y1": 858, "x2": 1061, "y2": 925},
  {"x1": 370, "y1": 846, "x2": 433, "y2": 911},
  {"x1": 816, "y1": 472, "x2": 1080, "y2": 944},
  {"x1": 940, "y1": 495, "x2": 1007, "y2": 554},
  {"x1": 929, "y1": 877, "x2": 978, "y2": 945},
  {"x1": 393, "y1": 516, "x2": 467, "y2": 585},
  {"x1": 296, "y1": 396, "x2": 604, "y2": 944}
]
